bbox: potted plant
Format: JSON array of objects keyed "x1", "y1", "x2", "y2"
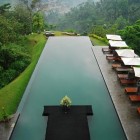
[{"x1": 60, "y1": 95, "x2": 72, "y2": 113}]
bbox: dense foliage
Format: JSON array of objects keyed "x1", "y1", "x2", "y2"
[
  {"x1": 59, "y1": 2, "x2": 97, "y2": 33},
  {"x1": 0, "y1": 43, "x2": 31, "y2": 88},
  {"x1": 0, "y1": 1, "x2": 46, "y2": 88},
  {"x1": 118, "y1": 20, "x2": 140, "y2": 54}
]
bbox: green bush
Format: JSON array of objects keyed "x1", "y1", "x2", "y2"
[
  {"x1": 118, "y1": 20, "x2": 140, "y2": 55},
  {"x1": 89, "y1": 34, "x2": 108, "y2": 44},
  {"x1": 0, "y1": 42, "x2": 31, "y2": 88}
]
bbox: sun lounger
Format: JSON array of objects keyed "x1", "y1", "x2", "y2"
[
  {"x1": 118, "y1": 72, "x2": 135, "y2": 80},
  {"x1": 106, "y1": 56, "x2": 121, "y2": 62},
  {"x1": 120, "y1": 79, "x2": 136, "y2": 85},
  {"x1": 116, "y1": 67, "x2": 133, "y2": 74},
  {"x1": 112, "y1": 63, "x2": 122, "y2": 69},
  {"x1": 106, "y1": 56, "x2": 116, "y2": 61},
  {"x1": 125, "y1": 87, "x2": 138, "y2": 94},
  {"x1": 102, "y1": 48, "x2": 111, "y2": 54},
  {"x1": 137, "y1": 107, "x2": 140, "y2": 115},
  {"x1": 117, "y1": 74, "x2": 128, "y2": 79},
  {"x1": 106, "y1": 54, "x2": 114, "y2": 57},
  {"x1": 129, "y1": 95, "x2": 140, "y2": 102}
]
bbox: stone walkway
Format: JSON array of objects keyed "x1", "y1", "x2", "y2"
[
  {"x1": 0, "y1": 113, "x2": 19, "y2": 140},
  {"x1": 0, "y1": 117, "x2": 13, "y2": 140},
  {"x1": 0, "y1": 45, "x2": 140, "y2": 140}
]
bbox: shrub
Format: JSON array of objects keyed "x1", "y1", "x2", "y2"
[
  {"x1": 89, "y1": 34, "x2": 108, "y2": 44},
  {"x1": 0, "y1": 42, "x2": 31, "y2": 88},
  {"x1": 118, "y1": 20, "x2": 140, "y2": 55}
]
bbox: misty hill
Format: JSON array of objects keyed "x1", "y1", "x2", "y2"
[
  {"x1": 41, "y1": 0, "x2": 99, "y2": 14},
  {"x1": 0, "y1": 0, "x2": 20, "y2": 6},
  {"x1": 0, "y1": 0, "x2": 10, "y2": 5},
  {"x1": 0, "y1": 0, "x2": 99, "y2": 14}
]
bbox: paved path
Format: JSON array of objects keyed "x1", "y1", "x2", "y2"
[
  {"x1": 1, "y1": 45, "x2": 140, "y2": 140},
  {"x1": 93, "y1": 46, "x2": 140, "y2": 140}
]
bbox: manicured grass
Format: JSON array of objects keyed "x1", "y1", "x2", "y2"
[
  {"x1": 90, "y1": 37, "x2": 107, "y2": 46},
  {"x1": 0, "y1": 33, "x2": 46, "y2": 120}
]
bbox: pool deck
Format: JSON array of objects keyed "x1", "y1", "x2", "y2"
[
  {"x1": 93, "y1": 46, "x2": 140, "y2": 140},
  {"x1": 0, "y1": 46, "x2": 140, "y2": 140}
]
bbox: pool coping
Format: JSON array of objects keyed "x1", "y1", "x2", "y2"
[{"x1": 8, "y1": 113, "x2": 20, "y2": 140}]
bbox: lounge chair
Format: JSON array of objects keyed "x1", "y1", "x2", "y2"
[
  {"x1": 112, "y1": 63, "x2": 122, "y2": 69},
  {"x1": 116, "y1": 67, "x2": 133, "y2": 74},
  {"x1": 106, "y1": 56, "x2": 121, "y2": 62},
  {"x1": 124, "y1": 87, "x2": 138, "y2": 94},
  {"x1": 120, "y1": 79, "x2": 136, "y2": 86},
  {"x1": 117, "y1": 74, "x2": 128, "y2": 79},
  {"x1": 137, "y1": 107, "x2": 140, "y2": 115},
  {"x1": 129, "y1": 95, "x2": 140, "y2": 102},
  {"x1": 102, "y1": 48, "x2": 111, "y2": 54},
  {"x1": 106, "y1": 54, "x2": 114, "y2": 57}
]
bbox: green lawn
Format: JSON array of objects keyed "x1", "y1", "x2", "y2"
[
  {"x1": 90, "y1": 37, "x2": 107, "y2": 46},
  {"x1": 0, "y1": 33, "x2": 46, "y2": 120}
]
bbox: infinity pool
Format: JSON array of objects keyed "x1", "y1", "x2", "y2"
[{"x1": 10, "y1": 36, "x2": 127, "y2": 140}]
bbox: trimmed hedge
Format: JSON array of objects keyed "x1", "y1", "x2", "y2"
[{"x1": 89, "y1": 34, "x2": 108, "y2": 44}]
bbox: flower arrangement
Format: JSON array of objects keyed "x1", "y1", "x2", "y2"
[{"x1": 60, "y1": 95, "x2": 72, "y2": 107}]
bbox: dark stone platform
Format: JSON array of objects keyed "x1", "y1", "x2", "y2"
[{"x1": 43, "y1": 105, "x2": 93, "y2": 140}]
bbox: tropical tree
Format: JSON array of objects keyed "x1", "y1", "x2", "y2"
[
  {"x1": 31, "y1": 0, "x2": 42, "y2": 11},
  {"x1": 0, "y1": 44, "x2": 31, "y2": 88},
  {"x1": 57, "y1": 1, "x2": 97, "y2": 33},
  {"x1": 32, "y1": 11, "x2": 45, "y2": 32},
  {"x1": 0, "y1": 3, "x2": 32, "y2": 88},
  {"x1": 118, "y1": 19, "x2": 140, "y2": 54},
  {"x1": 13, "y1": 4, "x2": 32, "y2": 35},
  {"x1": 0, "y1": 15, "x2": 22, "y2": 44}
]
